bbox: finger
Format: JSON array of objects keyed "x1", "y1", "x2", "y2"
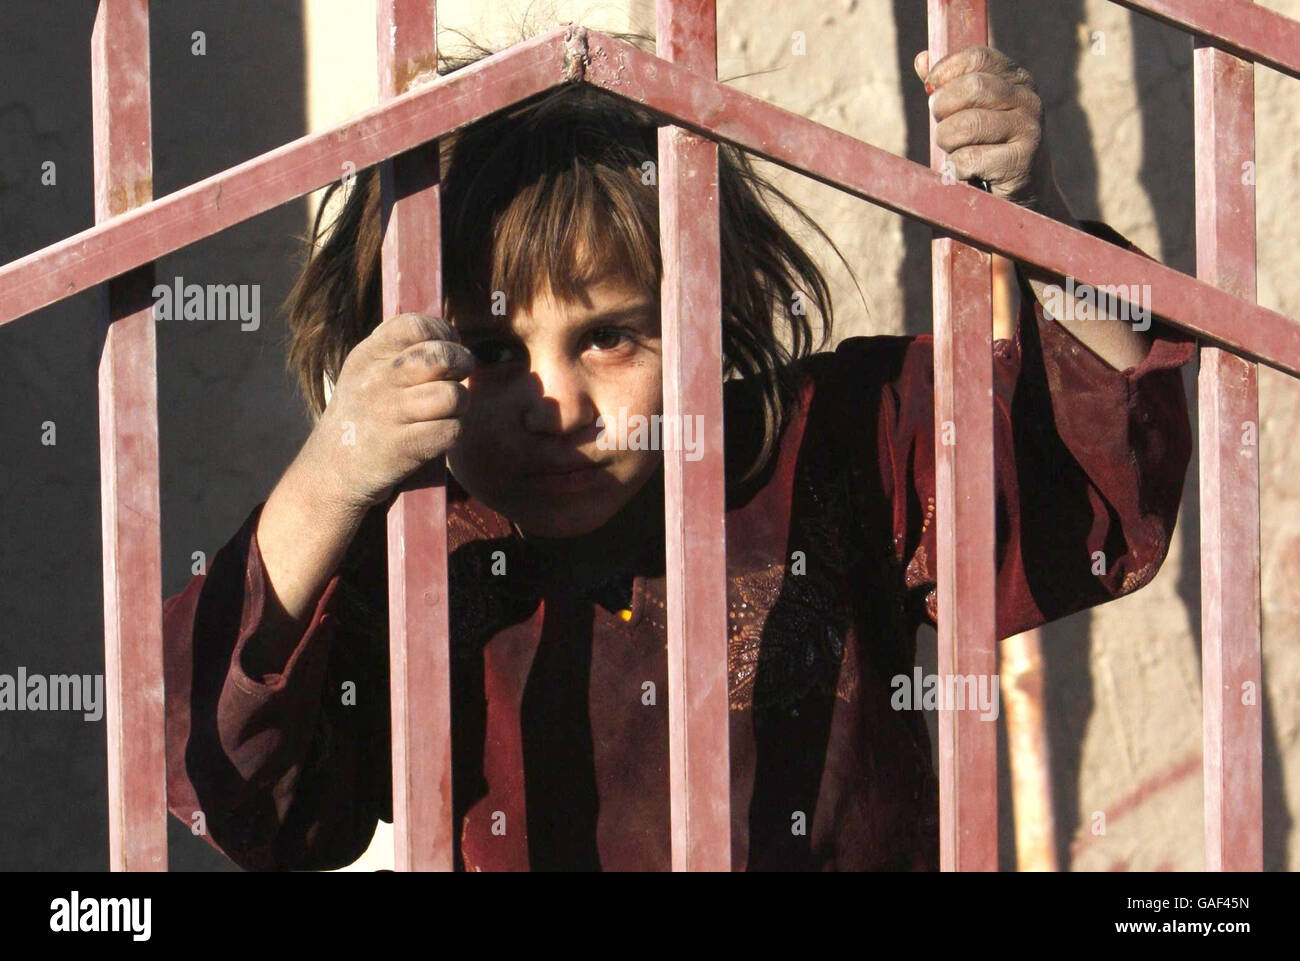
[
  {"x1": 935, "y1": 109, "x2": 1026, "y2": 154},
  {"x1": 930, "y1": 71, "x2": 1034, "y2": 121},
  {"x1": 914, "y1": 50, "x2": 930, "y2": 84},
  {"x1": 946, "y1": 142, "x2": 1036, "y2": 193},
  {"x1": 370, "y1": 311, "x2": 461, "y2": 353},
  {"x1": 390, "y1": 338, "x2": 477, "y2": 386},
  {"x1": 926, "y1": 45, "x2": 1028, "y2": 93},
  {"x1": 399, "y1": 418, "x2": 464, "y2": 465},
  {"x1": 397, "y1": 379, "x2": 470, "y2": 425}
]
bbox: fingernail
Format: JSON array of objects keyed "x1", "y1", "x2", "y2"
[
  {"x1": 928, "y1": 92, "x2": 937, "y2": 113},
  {"x1": 924, "y1": 80, "x2": 935, "y2": 96}
]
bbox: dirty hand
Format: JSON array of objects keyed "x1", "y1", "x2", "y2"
[
  {"x1": 303, "y1": 312, "x2": 475, "y2": 514},
  {"x1": 914, "y1": 46, "x2": 1057, "y2": 208}
]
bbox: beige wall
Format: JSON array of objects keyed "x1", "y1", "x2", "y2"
[{"x1": 302, "y1": 0, "x2": 1300, "y2": 871}]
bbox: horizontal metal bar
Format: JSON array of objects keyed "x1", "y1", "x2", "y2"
[
  {"x1": 6, "y1": 29, "x2": 1297, "y2": 380},
  {"x1": 0, "y1": 26, "x2": 573, "y2": 327},
  {"x1": 1110, "y1": 0, "x2": 1300, "y2": 80},
  {"x1": 580, "y1": 30, "x2": 1300, "y2": 379}
]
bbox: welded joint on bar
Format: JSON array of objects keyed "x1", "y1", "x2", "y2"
[
  {"x1": 563, "y1": 24, "x2": 589, "y2": 82},
  {"x1": 397, "y1": 57, "x2": 442, "y2": 94}
]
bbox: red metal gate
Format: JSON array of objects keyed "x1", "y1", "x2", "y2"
[{"x1": 1, "y1": 0, "x2": 1294, "y2": 871}]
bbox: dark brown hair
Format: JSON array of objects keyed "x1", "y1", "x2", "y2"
[{"x1": 285, "y1": 32, "x2": 852, "y2": 488}]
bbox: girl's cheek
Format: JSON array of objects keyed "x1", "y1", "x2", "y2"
[{"x1": 460, "y1": 391, "x2": 505, "y2": 435}]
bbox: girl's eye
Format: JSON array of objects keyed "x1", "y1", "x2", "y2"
[
  {"x1": 468, "y1": 340, "x2": 521, "y2": 365},
  {"x1": 588, "y1": 327, "x2": 634, "y2": 352},
  {"x1": 467, "y1": 328, "x2": 636, "y2": 366}
]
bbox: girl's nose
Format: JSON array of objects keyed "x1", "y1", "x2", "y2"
[{"x1": 521, "y1": 358, "x2": 596, "y2": 436}]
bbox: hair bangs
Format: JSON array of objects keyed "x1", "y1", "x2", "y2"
[
  {"x1": 487, "y1": 159, "x2": 660, "y2": 317},
  {"x1": 440, "y1": 84, "x2": 662, "y2": 325}
]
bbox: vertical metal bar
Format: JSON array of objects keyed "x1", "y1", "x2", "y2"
[
  {"x1": 92, "y1": 0, "x2": 167, "y2": 872},
  {"x1": 377, "y1": 0, "x2": 453, "y2": 873},
  {"x1": 1194, "y1": 28, "x2": 1263, "y2": 872},
  {"x1": 656, "y1": 0, "x2": 731, "y2": 872},
  {"x1": 927, "y1": 0, "x2": 997, "y2": 872}
]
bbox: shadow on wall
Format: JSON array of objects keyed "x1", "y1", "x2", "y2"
[{"x1": 0, "y1": 1, "x2": 307, "y2": 871}]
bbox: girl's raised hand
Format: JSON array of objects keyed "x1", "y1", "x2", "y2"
[
  {"x1": 914, "y1": 45, "x2": 1052, "y2": 207},
  {"x1": 304, "y1": 311, "x2": 476, "y2": 515}
]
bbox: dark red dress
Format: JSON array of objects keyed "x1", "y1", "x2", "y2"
[{"x1": 162, "y1": 223, "x2": 1195, "y2": 871}]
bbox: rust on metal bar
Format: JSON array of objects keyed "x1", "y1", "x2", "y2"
[
  {"x1": 656, "y1": 0, "x2": 731, "y2": 873},
  {"x1": 92, "y1": 0, "x2": 166, "y2": 872},
  {"x1": 927, "y1": 0, "x2": 997, "y2": 872},
  {"x1": 1195, "y1": 31, "x2": 1263, "y2": 872},
  {"x1": 577, "y1": 31, "x2": 1300, "y2": 376},
  {"x1": 563, "y1": 22, "x2": 590, "y2": 80},
  {"x1": 1112, "y1": 0, "x2": 1300, "y2": 81},
  {"x1": 0, "y1": 27, "x2": 574, "y2": 328},
  {"x1": 377, "y1": 0, "x2": 453, "y2": 873}
]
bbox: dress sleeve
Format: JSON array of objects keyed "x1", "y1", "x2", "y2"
[
  {"x1": 162, "y1": 500, "x2": 393, "y2": 870},
  {"x1": 826, "y1": 221, "x2": 1195, "y2": 639}
]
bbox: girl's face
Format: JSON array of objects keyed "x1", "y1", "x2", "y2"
[{"x1": 447, "y1": 276, "x2": 664, "y2": 538}]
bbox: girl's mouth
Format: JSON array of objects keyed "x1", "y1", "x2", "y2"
[{"x1": 529, "y1": 462, "x2": 608, "y2": 495}]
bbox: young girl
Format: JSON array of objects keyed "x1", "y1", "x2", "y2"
[{"x1": 161, "y1": 39, "x2": 1194, "y2": 871}]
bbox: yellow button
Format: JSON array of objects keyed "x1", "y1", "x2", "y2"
[{"x1": 617, "y1": 608, "x2": 633, "y2": 622}]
